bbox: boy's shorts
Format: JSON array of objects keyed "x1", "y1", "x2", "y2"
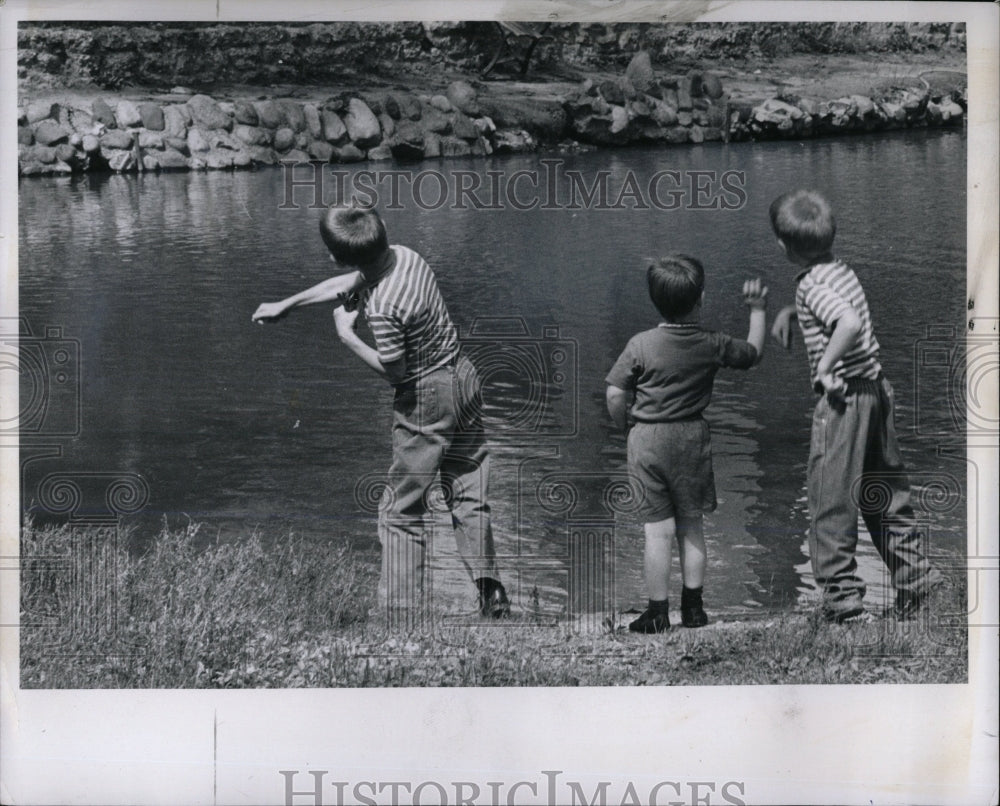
[{"x1": 627, "y1": 418, "x2": 717, "y2": 521}]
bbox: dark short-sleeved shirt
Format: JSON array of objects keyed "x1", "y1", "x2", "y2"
[{"x1": 605, "y1": 324, "x2": 758, "y2": 422}]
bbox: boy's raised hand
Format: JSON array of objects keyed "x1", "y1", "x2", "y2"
[
  {"x1": 743, "y1": 278, "x2": 768, "y2": 309},
  {"x1": 252, "y1": 301, "x2": 288, "y2": 323},
  {"x1": 771, "y1": 305, "x2": 797, "y2": 349}
]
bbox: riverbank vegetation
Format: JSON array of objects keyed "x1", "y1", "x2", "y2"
[{"x1": 19, "y1": 520, "x2": 968, "y2": 688}]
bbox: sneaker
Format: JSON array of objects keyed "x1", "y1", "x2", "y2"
[
  {"x1": 680, "y1": 586, "x2": 708, "y2": 628},
  {"x1": 628, "y1": 606, "x2": 670, "y2": 633},
  {"x1": 475, "y1": 577, "x2": 511, "y2": 619}
]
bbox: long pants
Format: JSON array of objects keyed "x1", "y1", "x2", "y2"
[
  {"x1": 807, "y1": 374, "x2": 940, "y2": 616},
  {"x1": 378, "y1": 355, "x2": 497, "y2": 610}
]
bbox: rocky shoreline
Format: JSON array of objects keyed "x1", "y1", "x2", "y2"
[{"x1": 18, "y1": 52, "x2": 967, "y2": 178}]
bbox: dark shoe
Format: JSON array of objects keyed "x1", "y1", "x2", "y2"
[
  {"x1": 823, "y1": 601, "x2": 866, "y2": 623},
  {"x1": 680, "y1": 586, "x2": 708, "y2": 628},
  {"x1": 475, "y1": 577, "x2": 511, "y2": 619},
  {"x1": 896, "y1": 575, "x2": 946, "y2": 621},
  {"x1": 628, "y1": 604, "x2": 670, "y2": 633}
]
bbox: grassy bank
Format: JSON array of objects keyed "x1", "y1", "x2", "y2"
[{"x1": 20, "y1": 520, "x2": 967, "y2": 688}]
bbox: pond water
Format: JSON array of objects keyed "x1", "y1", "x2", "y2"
[{"x1": 18, "y1": 128, "x2": 967, "y2": 621}]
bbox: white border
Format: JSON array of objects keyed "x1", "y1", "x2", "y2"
[{"x1": 2, "y1": 3, "x2": 997, "y2": 805}]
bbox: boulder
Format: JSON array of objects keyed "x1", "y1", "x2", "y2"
[
  {"x1": 688, "y1": 125, "x2": 705, "y2": 144},
  {"x1": 625, "y1": 51, "x2": 655, "y2": 93},
  {"x1": 389, "y1": 120, "x2": 425, "y2": 160},
  {"x1": 940, "y1": 98, "x2": 964, "y2": 120},
  {"x1": 598, "y1": 80, "x2": 625, "y2": 105},
  {"x1": 429, "y1": 94, "x2": 453, "y2": 113},
  {"x1": 676, "y1": 87, "x2": 693, "y2": 111},
  {"x1": 17, "y1": 126, "x2": 34, "y2": 146},
  {"x1": 92, "y1": 98, "x2": 117, "y2": 128},
  {"x1": 850, "y1": 94, "x2": 876, "y2": 117},
  {"x1": 307, "y1": 139, "x2": 335, "y2": 161},
  {"x1": 67, "y1": 108, "x2": 94, "y2": 134},
  {"x1": 677, "y1": 111, "x2": 693, "y2": 127},
  {"x1": 188, "y1": 95, "x2": 232, "y2": 131},
  {"x1": 234, "y1": 101, "x2": 259, "y2": 126},
  {"x1": 321, "y1": 110, "x2": 348, "y2": 144},
  {"x1": 333, "y1": 143, "x2": 365, "y2": 163},
  {"x1": 419, "y1": 105, "x2": 452, "y2": 135},
  {"x1": 163, "y1": 105, "x2": 190, "y2": 138},
  {"x1": 281, "y1": 148, "x2": 312, "y2": 164},
  {"x1": 423, "y1": 132, "x2": 442, "y2": 158},
  {"x1": 702, "y1": 73, "x2": 724, "y2": 99},
  {"x1": 474, "y1": 116, "x2": 496, "y2": 135},
  {"x1": 278, "y1": 101, "x2": 307, "y2": 133},
  {"x1": 186, "y1": 127, "x2": 212, "y2": 153},
  {"x1": 367, "y1": 144, "x2": 394, "y2": 161},
  {"x1": 652, "y1": 100, "x2": 678, "y2": 127},
  {"x1": 106, "y1": 150, "x2": 136, "y2": 172},
  {"x1": 157, "y1": 148, "x2": 191, "y2": 170},
  {"x1": 247, "y1": 145, "x2": 278, "y2": 165},
  {"x1": 100, "y1": 129, "x2": 133, "y2": 150},
  {"x1": 446, "y1": 81, "x2": 479, "y2": 115},
  {"x1": 493, "y1": 129, "x2": 535, "y2": 154},
  {"x1": 34, "y1": 119, "x2": 71, "y2": 146},
  {"x1": 664, "y1": 126, "x2": 689, "y2": 144},
  {"x1": 164, "y1": 136, "x2": 190, "y2": 154},
  {"x1": 82, "y1": 134, "x2": 100, "y2": 153},
  {"x1": 383, "y1": 95, "x2": 402, "y2": 120},
  {"x1": 254, "y1": 100, "x2": 285, "y2": 130},
  {"x1": 26, "y1": 101, "x2": 58, "y2": 124},
  {"x1": 273, "y1": 127, "x2": 296, "y2": 152},
  {"x1": 115, "y1": 100, "x2": 143, "y2": 129},
  {"x1": 31, "y1": 145, "x2": 57, "y2": 164},
  {"x1": 438, "y1": 136, "x2": 472, "y2": 157},
  {"x1": 378, "y1": 113, "x2": 396, "y2": 140},
  {"x1": 619, "y1": 77, "x2": 639, "y2": 101},
  {"x1": 233, "y1": 152, "x2": 253, "y2": 168},
  {"x1": 295, "y1": 131, "x2": 311, "y2": 150},
  {"x1": 138, "y1": 103, "x2": 165, "y2": 131},
  {"x1": 451, "y1": 111, "x2": 478, "y2": 140},
  {"x1": 205, "y1": 149, "x2": 235, "y2": 169},
  {"x1": 471, "y1": 136, "x2": 493, "y2": 156},
  {"x1": 396, "y1": 93, "x2": 422, "y2": 121},
  {"x1": 343, "y1": 98, "x2": 381, "y2": 148},
  {"x1": 609, "y1": 105, "x2": 630, "y2": 135},
  {"x1": 304, "y1": 104, "x2": 323, "y2": 139},
  {"x1": 234, "y1": 124, "x2": 271, "y2": 146},
  {"x1": 477, "y1": 96, "x2": 568, "y2": 141},
  {"x1": 138, "y1": 130, "x2": 165, "y2": 149}
]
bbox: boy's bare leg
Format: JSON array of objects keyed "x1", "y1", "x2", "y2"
[
  {"x1": 643, "y1": 517, "x2": 676, "y2": 601},
  {"x1": 676, "y1": 514, "x2": 706, "y2": 589}
]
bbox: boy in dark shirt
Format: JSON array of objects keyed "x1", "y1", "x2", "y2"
[{"x1": 606, "y1": 255, "x2": 767, "y2": 632}]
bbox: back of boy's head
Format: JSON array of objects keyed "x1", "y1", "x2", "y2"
[
  {"x1": 319, "y1": 204, "x2": 389, "y2": 267},
  {"x1": 647, "y1": 254, "x2": 704, "y2": 320},
  {"x1": 769, "y1": 190, "x2": 836, "y2": 259}
]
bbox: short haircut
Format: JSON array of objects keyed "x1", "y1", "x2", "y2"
[
  {"x1": 769, "y1": 190, "x2": 836, "y2": 258},
  {"x1": 319, "y1": 204, "x2": 389, "y2": 267},
  {"x1": 647, "y1": 254, "x2": 705, "y2": 320}
]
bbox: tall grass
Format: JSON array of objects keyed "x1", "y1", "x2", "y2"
[{"x1": 20, "y1": 520, "x2": 967, "y2": 688}]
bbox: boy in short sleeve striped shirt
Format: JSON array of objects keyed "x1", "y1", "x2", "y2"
[{"x1": 769, "y1": 190, "x2": 941, "y2": 622}]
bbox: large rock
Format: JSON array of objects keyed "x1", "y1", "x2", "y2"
[
  {"x1": 343, "y1": 98, "x2": 381, "y2": 148},
  {"x1": 139, "y1": 103, "x2": 165, "y2": 131},
  {"x1": 34, "y1": 119, "x2": 71, "y2": 146},
  {"x1": 26, "y1": 101, "x2": 58, "y2": 124},
  {"x1": 429, "y1": 94, "x2": 453, "y2": 113},
  {"x1": 609, "y1": 105, "x2": 630, "y2": 135},
  {"x1": 67, "y1": 108, "x2": 94, "y2": 134},
  {"x1": 234, "y1": 101, "x2": 259, "y2": 126},
  {"x1": 278, "y1": 101, "x2": 307, "y2": 133},
  {"x1": 304, "y1": 104, "x2": 323, "y2": 139},
  {"x1": 598, "y1": 80, "x2": 625, "y2": 105},
  {"x1": 396, "y1": 93, "x2": 422, "y2": 121},
  {"x1": 378, "y1": 113, "x2": 396, "y2": 140},
  {"x1": 116, "y1": 100, "x2": 143, "y2": 129},
  {"x1": 450, "y1": 111, "x2": 478, "y2": 140},
  {"x1": 273, "y1": 127, "x2": 296, "y2": 152},
  {"x1": 186, "y1": 127, "x2": 212, "y2": 153},
  {"x1": 367, "y1": 144, "x2": 393, "y2": 161},
  {"x1": 446, "y1": 81, "x2": 479, "y2": 115},
  {"x1": 438, "y1": 136, "x2": 472, "y2": 157},
  {"x1": 652, "y1": 100, "x2": 678, "y2": 127},
  {"x1": 253, "y1": 100, "x2": 285, "y2": 129},
  {"x1": 205, "y1": 149, "x2": 236, "y2": 169},
  {"x1": 389, "y1": 120, "x2": 425, "y2": 160},
  {"x1": 100, "y1": 129, "x2": 133, "y2": 150},
  {"x1": 188, "y1": 95, "x2": 232, "y2": 131},
  {"x1": 164, "y1": 136, "x2": 190, "y2": 154},
  {"x1": 106, "y1": 150, "x2": 136, "y2": 172},
  {"x1": 321, "y1": 110, "x2": 348, "y2": 144},
  {"x1": 157, "y1": 148, "x2": 191, "y2": 170},
  {"x1": 625, "y1": 51, "x2": 655, "y2": 93},
  {"x1": 163, "y1": 105, "x2": 190, "y2": 138},
  {"x1": 234, "y1": 124, "x2": 271, "y2": 146},
  {"x1": 333, "y1": 143, "x2": 365, "y2": 163},
  {"x1": 92, "y1": 98, "x2": 117, "y2": 128},
  {"x1": 82, "y1": 134, "x2": 100, "y2": 153},
  {"x1": 702, "y1": 73, "x2": 724, "y2": 100},
  {"x1": 423, "y1": 132, "x2": 442, "y2": 158},
  {"x1": 138, "y1": 130, "x2": 165, "y2": 149},
  {"x1": 18, "y1": 126, "x2": 34, "y2": 146},
  {"x1": 493, "y1": 129, "x2": 535, "y2": 154},
  {"x1": 383, "y1": 95, "x2": 402, "y2": 120},
  {"x1": 308, "y1": 139, "x2": 335, "y2": 161},
  {"x1": 419, "y1": 106, "x2": 451, "y2": 135}
]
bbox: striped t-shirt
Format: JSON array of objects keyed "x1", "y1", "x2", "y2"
[
  {"x1": 795, "y1": 260, "x2": 881, "y2": 385},
  {"x1": 361, "y1": 245, "x2": 459, "y2": 383}
]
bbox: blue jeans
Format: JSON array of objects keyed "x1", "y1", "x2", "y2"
[
  {"x1": 377, "y1": 355, "x2": 497, "y2": 610},
  {"x1": 807, "y1": 374, "x2": 940, "y2": 616}
]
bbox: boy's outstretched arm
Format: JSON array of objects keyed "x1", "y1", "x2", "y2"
[
  {"x1": 771, "y1": 305, "x2": 797, "y2": 349},
  {"x1": 606, "y1": 385, "x2": 630, "y2": 431},
  {"x1": 742, "y1": 278, "x2": 768, "y2": 364},
  {"x1": 333, "y1": 307, "x2": 407, "y2": 385},
  {"x1": 252, "y1": 270, "x2": 364, "y2": 323}
]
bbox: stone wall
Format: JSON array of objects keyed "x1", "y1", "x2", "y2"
[{"x1": 17, "y1": 58, "x2": 967, "y2": 177}]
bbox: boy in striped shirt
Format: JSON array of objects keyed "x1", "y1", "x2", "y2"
[
  {"x1": 255, "y1": 205, "x2": 509, "y2": 625},
  {"x1": 769, "y1": 190, "x2": 940, "y2": 622}
]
